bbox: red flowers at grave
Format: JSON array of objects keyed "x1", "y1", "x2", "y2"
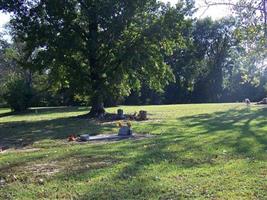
[{"x1": 68, "y1": 135, "x2": 76, "y2": 142}]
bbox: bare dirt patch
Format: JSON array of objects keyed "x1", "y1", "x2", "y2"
[{"x1": 27, "y1": 162, "x2": 61, "y2": 176}]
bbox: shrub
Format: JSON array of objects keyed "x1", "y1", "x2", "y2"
[{"x1": 3, "y1": 76, "x2": 33, "y2": 112}]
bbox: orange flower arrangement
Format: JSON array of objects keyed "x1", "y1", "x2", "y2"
[
  {"x1": 127, "y1": 122, "x2": 132, "y2": 128},
  {"x1": 116, "y1": 121, "x2": 123, "y2": 128},
  {"x1": 116, "y1": 121, "x2": 132, "y2": 128}
]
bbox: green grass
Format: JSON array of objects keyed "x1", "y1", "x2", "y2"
[{"x1": 0, "y1": 103, "x2": 266, "y2": 199}]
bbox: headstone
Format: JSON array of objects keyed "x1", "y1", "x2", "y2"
[
  {"x1": 98, "y1": 113, "x2": 105, "y2": 119},
  {"x1": 118, "y1": 126, "x2": 132, "y2": 136},
  {"x1": 256, "y1": 97, "x2": 267, "y2": 105},
  {"x1": 0, "y1": 146, "x2": 9, "y2": 152},
  {"x1": 244, "y1": 98, "x2": 251, "y2": 105},
  {"x1": 80, "y1": 134, "x2": 90, "y2": 141},
  {"x1": 139, "y1": 110, "x2": 147, "y2": 120},
  {"x1": 0, "y1": 178, "x2": 5, "y2": 186},
  {"x1": 117, "y1": 109, "x2": 125, "y2": 119}
]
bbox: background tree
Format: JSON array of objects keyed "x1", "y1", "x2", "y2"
[
  {"x1": 0, "y1": 0, "x2": 266, "y2": 109},
  {"x1": 125, "y1": 14, "x2": 266, "y2": 105},
  {"x1": 0, "y1": 0, "x2": 194, "y2": 116},
  {"x1": 191, "y1": 18, "x2": 235, "y2": 102},
  {"x1": 0, "y1": 37, "x2": 35, "y2": 111}
]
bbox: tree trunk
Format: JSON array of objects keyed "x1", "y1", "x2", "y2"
[
  {"x1": 86, "y1": 6, "x2": 106, "y2": 117},
  {"x1": 89, "y1": 93, "x2": 105, "y2": 117}
]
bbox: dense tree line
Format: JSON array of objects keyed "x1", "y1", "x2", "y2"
[{"x1": 0, "y1": 0, "x2": 266, "y2": 113}]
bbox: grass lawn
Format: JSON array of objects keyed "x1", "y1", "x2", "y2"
[{"x1": 0, "y1": 103, "x2": 267, "y2": 199}]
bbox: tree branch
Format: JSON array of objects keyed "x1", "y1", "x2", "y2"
[{"x1": 202, "y1": 0, "x2": 264, "y2": 12}]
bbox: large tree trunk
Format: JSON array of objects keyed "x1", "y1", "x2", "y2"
[
  {"x1": 89, "y1": 93, "x2": 105, "y2": 117},
  {"x1": 87, "y1": 7, "x2": 106, "y2": 117}
]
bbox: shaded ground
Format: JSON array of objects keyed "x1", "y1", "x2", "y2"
[
  {"x1": 0, "y1": 104, "x2": 266, "y2": 199},
  {"x1": 0, "y1": 107, "x2": 116, "y2": 148},
  {"x1": 0, "y1": 107, "x2": 151, "y2": 148}
]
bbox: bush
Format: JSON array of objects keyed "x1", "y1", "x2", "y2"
[{"x1": 3, "y1": 76, "x2": 33, "y2": 112}]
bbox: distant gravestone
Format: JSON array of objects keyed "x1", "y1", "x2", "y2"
[
  {"x1": 117, "y1": 109, "x2": 125, "y2": 119},
  {"x1": 256, "y1": 97, "x2": 267, "y2": 105},
  {"x1": 80, "y1": 134, "x2": 90, "y2": 141},
  {"x1": 244, "y1": 98, "x2": 251, "y2": 105},
  {"x1": 0, "y1": 178, "x2": 6, "y2": 186},
  {"x1": 0, "y1": 146, "x2": 9, "y2": 152},
  {"x1": 139, "y1": 110, "x2": 147, "y2": 120},
  {"x1": 118, "y1": 126, "x2": 132, "y2": 136}
]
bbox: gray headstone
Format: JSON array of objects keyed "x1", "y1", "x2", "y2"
[
  {"x1": 118, "y1": 126, "x2": 132, "y2": 136},
  {"x1": 117, "y1": 109, "x2": 125, "y2": 119},
  {"x1": 0, "y1": 178, "x2": 5, "y2": 186},
  {"x1": 139, "y1": 110, "x2": 147, "y2": 120},
  {"x1": 80, "y1": 134, "x2": 90, "y2": 141},
  {"x1": 244, "y1": 98, "x2": 250, "y2": 105}
]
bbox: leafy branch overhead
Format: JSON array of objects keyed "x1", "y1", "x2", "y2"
[
  {"x1": 0, "y1": 0, "x2": 194, "y2": 115},
  {"x1": 0, "y1": 0, "x2": 266, "y2": 112}
]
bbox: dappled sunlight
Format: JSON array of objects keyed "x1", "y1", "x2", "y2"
[
  {"x1": 0, "y1": 108, "x2": 118, "y2": 146},
  {"x1": 179, "y1": 107, "x2": 267, "y2": 158},
  {"x1": 0, "y1": 104, "x2": 267, "y2": 199},
  {"x1": 0, "y1": 107, "x2": 89, "y2": 123}
]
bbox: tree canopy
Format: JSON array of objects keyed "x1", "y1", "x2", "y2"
[
  {"x1": 0, "y1": 0, "x2": 194, "y2": 115},
  {"x1": 0, "y1": 0, "x2": 266, "y2": 112}
]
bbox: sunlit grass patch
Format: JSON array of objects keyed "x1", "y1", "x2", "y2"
[{"x1": 0, "y1": 103, "x2": 266, "y2": 199}]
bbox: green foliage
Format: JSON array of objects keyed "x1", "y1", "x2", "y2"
[
  {"x1": 2, "y1": 75, "x2": 33, "y2": 111},
  {"x1": 230, "y1": 0, "x2": 267, "y2": 83},
  {"x1": 0, "y1": 0, "x2": 194, "y2": 114},
  {"x1": 0, "y1": 38, "x2": 23, "y2": 105},
  {"x1": 0, "y1": 0, "x2": 266, "y2": 107}
]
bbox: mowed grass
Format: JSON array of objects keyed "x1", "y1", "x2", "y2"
[{"x1": 0, "y1": 104, "x2": 267, "y2": 199}]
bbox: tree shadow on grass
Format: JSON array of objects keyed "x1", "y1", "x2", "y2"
[
  {"x1": 54, "y1": 133, "x2": 223, "y2": 199},
  {"x1": 0, "y1": 107, "x2": 116, "y2": 148},
  {"x1": 179, "y1": 107, "x2": 267, "y2": 157},
  {"x1": 0, "y1": 153, "x2": 48, "y2": 176},
  {"x1": 0, "y1": 106, "x2": 89, "y2": 119},
  {"x1": 38, "y1": 124, "x2": 223, "y2": 199},
  {"x1": 1, "y1": 106, "x2": 267, "y2": 199},
  {"x1": 73, "y1": 107, "x2": 267, "y2": 199},
  {"x1": 0, "y1": 112, "x2": 15, "y2": 118}
]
